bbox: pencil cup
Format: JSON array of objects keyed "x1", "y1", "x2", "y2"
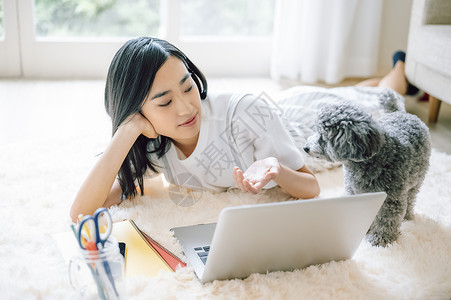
[{"x1": 69, "y1": 236, "x2": 125, "y2": 300}]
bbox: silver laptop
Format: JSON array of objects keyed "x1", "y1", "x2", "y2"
[{"x1": 171, "y1": 192, "x2": 386, "y2": 283}]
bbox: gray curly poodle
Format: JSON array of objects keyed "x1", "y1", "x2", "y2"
[{"x1": 303, "y1": 91, "x2": 431, "y2": 247}]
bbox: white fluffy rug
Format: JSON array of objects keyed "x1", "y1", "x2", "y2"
[
  {"x1": 0, "y1": 81, "x2": 450, "y2": 299},
  {"x1": 1, "y1": 130, "x2": 450, "y2": 299}
]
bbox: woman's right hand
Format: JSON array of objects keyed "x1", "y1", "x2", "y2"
[
  {"x1": 120, "y1": 112, "x2": 158, "y2": 139},
  {"x1": 70, "y1": 111, "x2": 157, "y2": 222}
]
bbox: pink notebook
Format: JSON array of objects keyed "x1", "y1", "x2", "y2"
[{"x1": 140, "y1": 230, "x2": 186, "y2": 271}]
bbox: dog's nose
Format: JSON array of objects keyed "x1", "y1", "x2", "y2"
[{"x1": 303, "y1": 146, "x2": 310, "y2": 153}]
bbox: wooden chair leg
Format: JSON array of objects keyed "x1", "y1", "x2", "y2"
[{"x1": 428, "y1": 95, "x2": 442, "y2": 123}]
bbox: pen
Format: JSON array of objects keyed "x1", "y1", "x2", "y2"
[
  {"x1": 86, "y1": 241, "x2": 118, "y2": 300},
  {"x1": 71, "y1": 224, "x2": 107, "y2": 300}
]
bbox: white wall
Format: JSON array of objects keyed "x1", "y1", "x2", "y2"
[{"x1": 377, "y1": 0, "x2": 414, "y2": 76}]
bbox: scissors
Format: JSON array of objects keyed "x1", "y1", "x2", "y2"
[
  {"x1": 76, "y1": 207, "x2": 118, "y2": 299},
  {"x1": 77, "y1": 207, "x2": 112, "y2": 250}
]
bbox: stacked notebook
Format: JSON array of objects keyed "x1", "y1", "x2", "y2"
[
  {"x1": 53, "y1": 219, "x2": 186, "y2": 278},
  {"x1": 112, "y1": 220, "x2": 186, "y2": 277}
]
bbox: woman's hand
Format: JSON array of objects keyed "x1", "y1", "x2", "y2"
[
  {"x1": 120, "y1": 112, "x2": 158, "y2": 139},
  {"x1": 233, "y1": 157, "x2": 280, "y2": 194},
  {"x1": 70, "y1": 111, "x2": 157, "y2": 222}
]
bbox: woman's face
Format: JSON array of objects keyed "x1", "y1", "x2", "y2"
[{"x1": 141, "y1": 56, "x2": 202, "y2": 148}]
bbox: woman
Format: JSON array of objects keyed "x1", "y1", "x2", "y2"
[
  {"x1": 70, "y1": 37, "x2": 320, "y2": 222},
  {"x1": 70, "y1": 37, "x2": 413, "y2": 222}
]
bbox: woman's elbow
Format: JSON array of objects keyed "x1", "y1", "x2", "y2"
[
  {"x1": 69, "y1": 204, "x2": 81, "y2": 223},
  {"x1": 299, "y1": 183, "x2": 320, "y2": 199},
  {"x1": 310, "y1": 181, "x2": 321, "y2": 198},
  {"x1": 309, "y1": 173, "x2": 321, "y2": 198}
]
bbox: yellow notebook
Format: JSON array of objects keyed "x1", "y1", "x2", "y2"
[
  {"x1": 52, "y1": 219, "x2": 172, "y2": 278},
  {"x1": 112, "y1": 220, "x2": 173, "y2": 277}
]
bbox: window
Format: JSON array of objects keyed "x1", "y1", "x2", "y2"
[
  {"x1": 0, "y1": 0, "x2": 4, "y2": 38},
  {"x1": 0, "y1": 0, "x2": 21, "y2": 76},
  {"x1": 180, "y1": 0, "x2": 274, "y2": 37},
  {"x1": 34, "y1": 0, "x2": 160, "y2": 38},
  {"x1": 1, "y1": 0, "x2": 275, "y2": 78}
]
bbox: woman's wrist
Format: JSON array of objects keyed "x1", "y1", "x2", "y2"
[
  {"x1": 273, "y1": 163, "x2": 286, "y2": 183},
  {"x1": 117, "y1": 113, "x2": 157, "y2": 139},
  {"x1": 116, "y1": 118, "x2": 143, "y2": 140}
]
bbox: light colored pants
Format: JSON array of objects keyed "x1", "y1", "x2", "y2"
[{"x1": 274, "y1": 86, "x2": 405, "y2": 172}]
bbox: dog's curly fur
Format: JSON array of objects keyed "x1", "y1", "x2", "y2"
[{"x1": 304, "y1": 91, "x2": 431, "y2": 247}]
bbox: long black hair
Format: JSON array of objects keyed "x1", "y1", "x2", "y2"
[{"x1": 104, "y1": 37, "x2": 208, "y2": 200}]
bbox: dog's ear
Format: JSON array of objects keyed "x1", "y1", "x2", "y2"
[
  {"x1": 333, "y1": 118, "x2": 383, "y2": 162},
  {"x1": 319, "y1": 104, "x2": 383, "y2": 162}
]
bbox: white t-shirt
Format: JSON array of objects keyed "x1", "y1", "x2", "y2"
[{"x1": 147, "y1": 92, "x2": 305, "y2": 192}]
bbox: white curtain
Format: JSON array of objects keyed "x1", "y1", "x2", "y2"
[{"x1": 271, "y1": 0, "x2": 383, "y2": 84}]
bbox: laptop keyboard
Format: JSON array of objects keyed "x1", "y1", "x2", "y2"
[{"x1": 194, "y1": 245, "x2": 210, "y2": 264}]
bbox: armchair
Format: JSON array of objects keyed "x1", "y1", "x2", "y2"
[{"x1": 405, "y1": 0, "x2": 451, "y2": 123}]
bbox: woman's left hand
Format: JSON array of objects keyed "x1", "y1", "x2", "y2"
[{"x1": 233, "y1": 157, "x2": 280, "y2": 194}]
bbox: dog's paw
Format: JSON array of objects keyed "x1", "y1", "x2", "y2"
[
  {"x1": 366, "y1": 232, "x2": 398, "y2": 247},
  {"x1": 404, "y1": 212, "x2": 415, "y2": 221}
]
